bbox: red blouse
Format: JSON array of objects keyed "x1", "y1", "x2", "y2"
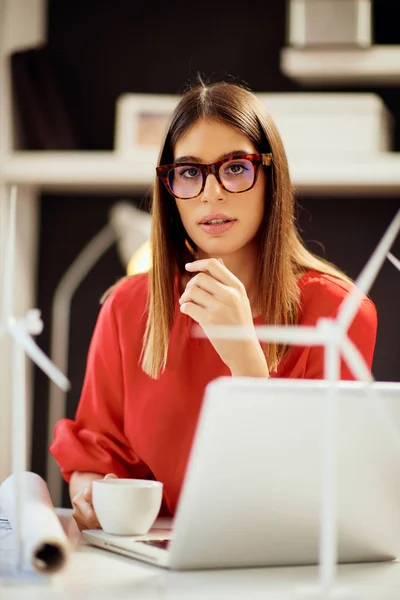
[{"x1": 50, "y1": 270, "x2": 377, "y2": 515}]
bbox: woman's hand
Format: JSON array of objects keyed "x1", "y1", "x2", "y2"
[
  {"x1": 71, "y1": 473, "x2": 117, "y2": 531},
  {"x1": 179, "y1": 258, "x2": 269, "y2": 377}
]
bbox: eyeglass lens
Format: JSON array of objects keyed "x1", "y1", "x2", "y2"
[{"x1": 168, "y1": 158, "x2": 255, "y2": 199}]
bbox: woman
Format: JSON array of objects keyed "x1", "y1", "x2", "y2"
[{"x1": 50, "y1": 79, "x2": 377, "y2": 530}]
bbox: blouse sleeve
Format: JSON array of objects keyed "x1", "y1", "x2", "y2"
[
  {"x1": 49, "y1": 292, "x2": 151, "y2": 483},
  {"x1": 304, "y1": 298, "x2": 378, "y2": 380}
]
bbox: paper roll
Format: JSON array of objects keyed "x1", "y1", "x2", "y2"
[{"x1": 0, "y1": 472, "x2": 71, "y2": 574}]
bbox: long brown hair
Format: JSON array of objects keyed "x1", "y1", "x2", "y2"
[{"x1": 141, "y1": 79, "x2": 350, "y2": 378}]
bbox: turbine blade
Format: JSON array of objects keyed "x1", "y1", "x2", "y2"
[
  {"x1": 388, "y1": 252, "x2": 400, "y2": 273},
  {"x1": 337, "y1": 211, "x2": 400, "y2": 332},
  {"x1": 340, "y1": 337, "x2": 374, "y2": 383},
  {"x1": 9, "y1": 322, "x2": 70, "y2": 391},
  {"x1": 192, "y1": 324, "x2": 324, "y2": 346}
]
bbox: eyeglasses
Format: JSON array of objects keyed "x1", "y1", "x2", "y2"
[{"x1": 156, "y1": 153, "x2": 272, "y2": 200}]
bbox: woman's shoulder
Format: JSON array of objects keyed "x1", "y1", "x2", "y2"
[
  {"x1": 299, "y1": 269, "x2": 355, "y2": 301},
  {"x1": 298, "y1": 269, "x2": 376, "y2": 323},
  {"x1": 102, "y1": 272, "x2": 149, "y2": 317}
]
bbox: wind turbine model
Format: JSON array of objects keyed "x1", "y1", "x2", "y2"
[
  {"x1": 196, "y1": 210, "x2": 400, "y2": 596},
  {"x1": 0, "y1": 186, "x2": 70, "y2": 578}
]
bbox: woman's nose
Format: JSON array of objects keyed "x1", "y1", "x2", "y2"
[{"x1": 200, "y1": 173, "x2": 224, "y2": 203}]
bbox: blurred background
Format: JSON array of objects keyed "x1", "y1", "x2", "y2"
[{"x1": 0, "y1": 0, "x2": 399, "y2": 506}]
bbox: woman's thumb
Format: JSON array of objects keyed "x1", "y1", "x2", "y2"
[{"x1": 104, "y1": 473, "x2": 118, "y2": 480}]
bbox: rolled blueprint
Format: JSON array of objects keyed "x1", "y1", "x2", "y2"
[{"x1": 0, "y1": 472, "x2": 70, "y2": 573}]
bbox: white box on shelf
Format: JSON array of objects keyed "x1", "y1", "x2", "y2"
[
  {"x1": 114, "y1": 92, "x2": 392, "y2": 163},
  {"x1": 258, "y1": 93, "x2": 392, "y2": 157},
  {"x1": 288, "y1": 0, "x2": 372, "y2": 48},
  {"x1": 280, "y1": 45, "x2": 400, "y2": 86}
]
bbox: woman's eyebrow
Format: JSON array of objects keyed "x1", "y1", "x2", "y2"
[{"x1": 174, "y1": 149, "x2": 250, "y2": 164}]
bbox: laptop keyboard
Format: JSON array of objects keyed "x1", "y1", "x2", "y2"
[{"x1": 139, "y1": 539, "x2": 170, "y2": 550}]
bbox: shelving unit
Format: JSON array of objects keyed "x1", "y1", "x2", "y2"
[{"x1": 1, "y1": 0, "x2": 400, "y2": 487}]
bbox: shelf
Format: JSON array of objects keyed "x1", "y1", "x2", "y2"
[
  {"x1": 281, "y1": 45, "x2": 400, "y2": 85},
  {"x1": 288, "y1": 153, "x2": 400, "y2": 196},
  {"x1": 1, "y1": 151, "x2": 400, "y2": 196},
  {"x1": 0, "y1": 152, "x2": 155, "y2": 193}
]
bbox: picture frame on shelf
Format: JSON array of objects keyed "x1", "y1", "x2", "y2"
[{"x1": 114, "y1": 94, "x2": 178, "y2": 162}]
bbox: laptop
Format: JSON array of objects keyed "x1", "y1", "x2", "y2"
[{"x1": 83, "y1": 378, "x2": 400, "y2": 570}]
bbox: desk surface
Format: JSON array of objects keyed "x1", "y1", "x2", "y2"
[{"x1": 2, "y1": 512, "x2": 400, "y2": 599}]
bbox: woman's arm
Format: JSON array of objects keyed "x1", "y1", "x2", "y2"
[
  {"x1": 49, "y1": 282, "x2": 152, "y2": 530},
  {"x1": 229, "y1": 343, "x2": 270, "y2": 377},
  {"x1": 50, "y1": 288, "x2": 151, "y2": 483}
]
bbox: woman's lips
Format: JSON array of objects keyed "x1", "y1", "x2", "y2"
[{"x1": 199, "y1": 220, "x2": 236, "y2": 234}]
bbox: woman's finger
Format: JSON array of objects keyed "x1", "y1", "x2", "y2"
[
  {"x1": 185, "y1": 258, "x2": 243, "y2": 289},
  {"x1": 179, "y1": 285, "x2": 215, "y2": 308},
  {"x1": 72, "y1": 492, "x2": 101, "y2": 531},
  {"x1": 185, "y1": 272, "x2": 229, "y2": 301},
  {"x1": 73, "y1": 505, "x2": 100, "y2": 530},
  {"x1": 72, "y1": 492, "x2": 91, "y2": 520},
  {"x1": 82, "y1": 485, "x2": 92, "y2": 504},
  {"x1": 180, "y1": 301, "x2": 207, "y2": 324}
]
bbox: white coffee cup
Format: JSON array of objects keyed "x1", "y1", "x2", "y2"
[{"x1": 92, "y1": 479, "x2": 163, "y2": 535}]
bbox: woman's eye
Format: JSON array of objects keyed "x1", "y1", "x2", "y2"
[
  {"x1": 225, "y1": 162, "x2": 246, "y2": 175},
  {"x1": 180, "y1": 167, "x2": 200, "y2": 179}
]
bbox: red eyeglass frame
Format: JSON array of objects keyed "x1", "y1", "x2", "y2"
[{"x1": 156, "y1": 152, "x2": 272, "y2": 199}]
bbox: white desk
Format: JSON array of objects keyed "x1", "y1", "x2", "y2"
[{"x1": 2, "y1": 511, "x2": 400, "y2": 599}]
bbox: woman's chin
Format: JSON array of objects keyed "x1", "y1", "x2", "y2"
[{"x1": 197, "y1": 244, "x2": 244, "y2": 259}]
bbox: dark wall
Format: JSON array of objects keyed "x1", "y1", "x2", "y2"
[{"x1": 31, "y1": 0, "x2": 400, "y2": 495}]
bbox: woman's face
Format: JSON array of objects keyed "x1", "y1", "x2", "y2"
[{"x1": 173, "y1": 118, "x2": 266, "y2": 259}]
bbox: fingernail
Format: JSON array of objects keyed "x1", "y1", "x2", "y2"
[{"x1": 185, "y1": 263, "x2": 193, "y2": 270}]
